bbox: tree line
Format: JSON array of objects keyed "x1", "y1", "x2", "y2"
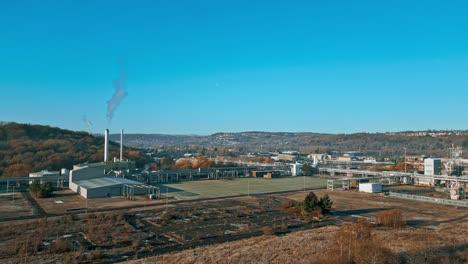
[{"x1": 0, "y1": 123, "x2": 148, "y2": 177}]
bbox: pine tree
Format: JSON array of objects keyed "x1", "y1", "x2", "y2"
[
  {"x1": 302, "y1": 192, "x2": 319, "y2": 213},
  {"x1": 319, "y1": 194, "x2": 333, "y2": 214}
]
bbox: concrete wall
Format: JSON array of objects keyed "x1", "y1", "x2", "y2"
[{"x1": 69, "y1": 167, "x2": 105, "y2": 183}]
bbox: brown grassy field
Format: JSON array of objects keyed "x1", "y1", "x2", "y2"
[
  {"x1": 131, "y1": 222, "x2": 468, "y2": 264},
  {"x1": 0, "y1": 189, "x2": 467, "y2": 263}
]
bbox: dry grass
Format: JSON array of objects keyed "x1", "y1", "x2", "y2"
[
  {"x1": 376, "y1": 209, "x2": 405, "y2": 228},
  {"x1": 131, "y1": 221, "x2": 468, "y2": 264}
]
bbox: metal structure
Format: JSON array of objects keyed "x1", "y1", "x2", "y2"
[
  {"x1": 141, "y1": 165, "x2": 291, "y2": 184},
  {"x1": 0, "y1": 175, "x2": 66, "y2": 192},
  {"x1": 445, "y1": 145, "x2": 463, "y2": 176},
  {"x1": 389, "y1": 192, "x2": 468, "y2": 207},
  {"x1": 123, "y1": 184, "x2": 160, "y2": 200},
  {"x1": 320, "y1": 167, "x2": 468, "y2": 191}
]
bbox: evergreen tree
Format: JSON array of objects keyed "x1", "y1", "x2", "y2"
[
  {"x1": 319, "y1": 194, "x2": 333, "y2": 214},
  {"x1": 302, "y1": 192, "x2": 319, "y2": 213}
]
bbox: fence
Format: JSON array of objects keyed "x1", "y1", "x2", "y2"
[
  {"x1": 387, "y1": 187, "x2": 436, "y2": 195},
  {"x1": 388, "y1": 192, "x2": 468, "y2": 207}
]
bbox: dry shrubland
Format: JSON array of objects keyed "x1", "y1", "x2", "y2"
[
  {"x1": 376, "y1": 209, "x2": 405, "y2": 228},
  {"x1": 324, "y1": 218, "x2": 397, "y2": 264},
  {"x1": 132, "y1": 220, "x2": 468, "y2": 264}
]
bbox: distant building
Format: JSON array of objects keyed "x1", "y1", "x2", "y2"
[
  {"x1": 29, "y1": 170, "x2": 60, "y2": 178},
  {"x1": 424, "y1": 158, "x2": 441, "y2": 175},
  {"x1": 307, "y1": 154, "x2": 327, "y2": 161},
  {"x1": 275, "y1": 154, "x2": 297, "y2": 162},
  {"x1": 406, "y1": 155, "x2": 427, "y2": 172},
  {"x1": 73, "y1": 160, "x2": 135, "y2": 173},
  {"x1": 337, "y1": 156, "x2": 352, "y2": 162},
  {"x1": 69, "y1": 166, "x2": 144, "y2": 199},
  {"x1": 29, "y1": 170, "x2": 60, "y2": 183},
  {"x1": 291, "y1": 163, "x2": 301, "y2": 176},
  {"x1": 359, "y1": 182, "x2": 382, "y2": 193}
]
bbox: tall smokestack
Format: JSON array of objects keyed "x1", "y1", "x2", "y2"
[
  {"x1": 104, "y1": 129, "x2": 109, "y2": 162},
  {"x1": 120, "y1": 129, "x2": 123, "y2": 161}
]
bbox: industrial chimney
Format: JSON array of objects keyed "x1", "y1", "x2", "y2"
[
  {"x1": 120, "y1": 129, "x2": 123, "y2": 161},
  {"x1": 104, "y1": 129, "x2": 109, "y2": 162}
]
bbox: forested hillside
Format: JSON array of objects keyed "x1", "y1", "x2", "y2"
[
  {"x1": 0, "y1": 123, "x2": 146, "y2": 177},
  {"x1": 112, "y1": 131, "x2": 468, "y2": 157}
]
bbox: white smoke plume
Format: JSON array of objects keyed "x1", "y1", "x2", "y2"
[
  {"x1": 82, "y1": 116, "x2": 93, "y2": 133},
  {"x1": 107, "y1": 71, "x2": 128, "y2": 121}
]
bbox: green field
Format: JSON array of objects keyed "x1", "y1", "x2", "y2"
[{"x1": 159, "y1": 177, "x2": 328, "y2": 200}]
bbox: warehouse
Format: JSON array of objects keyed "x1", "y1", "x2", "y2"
[{"x1": 69, "y1": 166, "x2": 147, "y2": 198}]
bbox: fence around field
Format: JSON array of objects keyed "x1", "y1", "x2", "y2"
[
  {"x1": 160, "y1": 177, "x2": 330, "y2": 200},
  {"x1": 388, "y1": 192, "x2": 468, "y2": 207},
  {"x1": 386, "y1": 187, "x2": 436, "y2": 195}
]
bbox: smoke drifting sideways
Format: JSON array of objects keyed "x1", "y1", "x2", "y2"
[
  {"x1": 107, "y1": 71, "x2": 128, "y2": 121},
  {"x1": 82, "y1": 116, "x2": 93, "y2": 133}
]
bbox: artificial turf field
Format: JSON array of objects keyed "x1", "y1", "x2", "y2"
[{"x1": 160, "y1": 176, "x2": 329, "y2": 199}]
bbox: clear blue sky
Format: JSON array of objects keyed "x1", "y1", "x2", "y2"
[{"x1": 1, "y1": 0, "x2": 467, "y2": 135}]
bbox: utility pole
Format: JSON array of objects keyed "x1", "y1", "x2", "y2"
[
  {"x1": 303, "y1": 176, "x2": 306, "y2": 192},
  {"x1": 404, "y1": 147, "x2": 407, "y2": 173},
  {"x1": 248, "y1": 178, "x2": 250, "y2": 196}
]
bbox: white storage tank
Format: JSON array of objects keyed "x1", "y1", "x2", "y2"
[{"x1": 359, "y1": 182, "x2": 382, "y2": 193}]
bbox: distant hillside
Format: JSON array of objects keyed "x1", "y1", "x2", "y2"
[
  {"x1": 111, "y1": 131, "x2": 468, "y2": 157},
  {"x1": 0, "y1": 123, "x2": 146, "y2": 177}
]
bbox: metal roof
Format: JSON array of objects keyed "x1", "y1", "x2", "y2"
[
  {"x1": 29, "y1": 170, "x2": 60, "y2": 176},
  {"x1": 75, "y1": 177, "x2": 143, "y2": 190}
]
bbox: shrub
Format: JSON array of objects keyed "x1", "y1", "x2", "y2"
[
  {"x1": 324, "y1": 218, "x2": 397, "y2": 264},
  {"x1": 161, "y1": 212, "x2": 176, "y2": 221},
  {"x1": 281, "y1": 222, "x2": 288, "y2": 231},
  {"x1": 29, "y1": 179, "x2": 54, "y2": 198},
  {"x1": 262, "y1": 226, "x2": 274, "y2": 236},
  {"x1": 88, "y1": 248, "x2": 103, "y2": 261},
  {"x1": 376, "y1": 210, "x2": 404, "y2": 228}
]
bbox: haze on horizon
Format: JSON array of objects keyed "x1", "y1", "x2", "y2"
[{"x1": 1, "y1": 1, "x2": 467, "y2": 135}]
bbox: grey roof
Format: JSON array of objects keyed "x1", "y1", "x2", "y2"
[
  {"x1": 30, "y1": 170, "x2": 60, "y2": 176},
  {"x1": 75, "y1": 177, "x2": 143, "y2": 190}
]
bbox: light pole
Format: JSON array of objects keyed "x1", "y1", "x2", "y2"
[
  {"x1": 303, "y1": 176, "x2": 306, "y2": 192},
  {"x1": 404, "y1": 147, "x2": 407, "y2": 173}
]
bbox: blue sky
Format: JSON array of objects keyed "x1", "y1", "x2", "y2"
[{"x1": 1, "y1": 0, "x2": 467, "y2": 134}]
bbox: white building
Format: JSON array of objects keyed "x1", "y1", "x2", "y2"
[
  {"x1": 424, "y1": 158, "x2": 441, "y2": 175},
  {"x1": 359, "y1": 182, "x2": 382, "y2": 193},
  {"x1": 69, "y1": 166, "x2": 144, "y2": 199},
  {"x1": 291, "y1": 163, "x2": 301, "y2": 176}
]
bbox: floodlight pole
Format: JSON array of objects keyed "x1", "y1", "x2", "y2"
[
  {"x1": 404, "y1": 147, "x2": 407, "y2": 173},
  {"x1": 303, "y1": 176, "x2": 306, "y2": 192}
]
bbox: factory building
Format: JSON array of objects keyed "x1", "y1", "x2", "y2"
[
  {"x1": 69, "y1": 128, "x2": 151, "y2": 199},
  {"x1": 73, "y1": 160, "x2": 135, "y2": 172},
  {"x1": 29, "y1": 170, "x2": 60, "y2": 178},
  {"x1": 424, "y1": 158, "x2": 441, "y2": 175},
  {"x1": 69, "y1": 166, "x2": 144, "y2": 198},
  {"x1": 291, "y1": 163, "x2": 301, "y2": 176}
]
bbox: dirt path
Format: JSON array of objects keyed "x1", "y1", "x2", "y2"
[{"x1": 21, "y1": 191, "x2": 47, "y2": 217}]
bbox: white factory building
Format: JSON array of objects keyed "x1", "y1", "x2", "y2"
[
  {"x1": 68, "y1": 128, "x2": 151, "y2": 199},
  {"x1": 69, "y1": 166, "x2": 144, "y2": 198}
]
